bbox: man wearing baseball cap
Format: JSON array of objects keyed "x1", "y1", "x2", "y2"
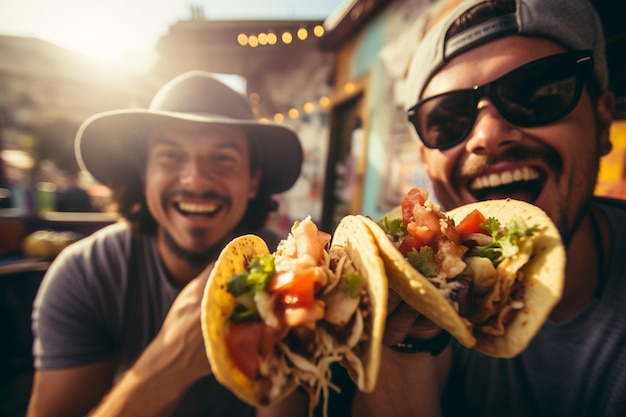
[
  {"x1": 350, "y1": 0, "x2": 626, "y2": 416},
  {"x1": 27, "y1": 71, "x2": 303, "y2": 417}
]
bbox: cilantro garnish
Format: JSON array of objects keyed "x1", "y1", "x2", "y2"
[
  {"x1": 474, "y1": 216, "x2": 542, "y2": 266},
  {"x1": 226, "y1": 254, "x2": 275, "y2": 296},
  {"x1": 406, "y1": 246, "x2": 438, "y2": 278},
  {"x1": 378, "y1": 217, "x2": 408, "y2": 243},
  {"x1": 341, "y1": 272, "x2": 364, "y2": 298},
  {"x1": 226, "y1": 254, "x2": 276, "y2": 322}
]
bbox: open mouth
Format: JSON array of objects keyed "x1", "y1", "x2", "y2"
[
  {"x1": 175, "y1": 201, "x2": 222, "y2": 217},
  {"x1": 468, "y1": 166, "x2": 545, "y2": 203}
]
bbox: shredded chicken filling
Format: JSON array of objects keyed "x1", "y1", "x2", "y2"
[{"x1": 252, "y1": 226, "x2": 371, "y2": 417}]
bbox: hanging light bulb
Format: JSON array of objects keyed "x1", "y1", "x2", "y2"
[
  {"x1": 282, "y1": 31, "x2": 293, "y2": 44},
  {"x1": 248, "y1": 35, "x2": 259, "y2": 47},
  {"x1": 237, "y1": 33, "x2": 249, "y2": 46},
  {"x1": 297, "y1": 27, "x2": 308, "y2": 41},
  {"x1": 303, "y1": 102, "x2": 315, "y2": 113},
  {"x1": 288, "y1": 108, "x2": 300, "y2": 119}
]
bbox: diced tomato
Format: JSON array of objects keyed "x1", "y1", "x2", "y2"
[
  {"x1": 456, "y1": 209, "x2": 490, "y2": 235},
  {"x1": 401, "y1": 188, "x2": 429, "y2": 226},
  {"x1": 268, "y1": 268, "x2": 317, "y2": 308},
  {"x1": 280, "y1": 268, "x2": 317, "y2": 307},
  {"x1": 398, "y1": 235, "x2": 424, "y2": 256},
  {"x1": 225, "y1": 322, "x2": 263, "y2": 379}
]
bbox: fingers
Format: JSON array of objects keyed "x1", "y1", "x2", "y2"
[
  {"x1": 384, "y1": 301, "x2": 420, "y2": 346},
  {"x1": 387, "y1": 288, "x2": 404, "y2": 311},
  {"x1": 406, "y1": 315, "x2": 444, "y2": 340},
  {"x1": 384, "y1": 289, "x2": 444, "y2": 345}
]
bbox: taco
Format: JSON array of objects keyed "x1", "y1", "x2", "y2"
[
  {"x1": 360, "y1": 187, "x2": 565, "y2": 358},
  {"x1": 200, "y1": 215, "x2": 387, "y2": 416}
]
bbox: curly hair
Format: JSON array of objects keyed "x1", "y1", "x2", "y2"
[{"x1": 109, "y1": 136, "x2": 278, "y2": 235}]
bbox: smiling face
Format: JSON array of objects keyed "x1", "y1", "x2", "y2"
[
  {"x1": 144, "y1": 119, "x2": 260, "y2": 265},
  {"x1": 417, "y1": 36, "x2": 614, "y2": 242}
]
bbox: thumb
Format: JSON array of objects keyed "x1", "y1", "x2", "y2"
[{"x1": 198, "y1": 263, "x2": 214, "y2": 289}]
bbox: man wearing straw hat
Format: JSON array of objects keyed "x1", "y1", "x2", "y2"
[{"x1": 26, "y1": 71, "x2": 303, "y2": 417}]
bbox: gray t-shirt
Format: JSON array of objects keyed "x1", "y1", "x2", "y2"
[
  {"x1": 443, "y1": 197, "x2": 626, "y2": 417},
  {"x1": 32, "y1": 221, "x2": 279, "y2": 417}
]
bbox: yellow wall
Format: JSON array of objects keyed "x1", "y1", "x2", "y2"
[{"x1": 596, "y1": 120, "x2": 626, "y2": 199}]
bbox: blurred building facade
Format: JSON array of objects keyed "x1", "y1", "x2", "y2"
[{"x1": 0, "y1": 35, "x2": 160, "y2": 215}]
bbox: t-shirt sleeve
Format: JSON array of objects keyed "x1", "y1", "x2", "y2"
[{"x1": 32, "y1": 232, "x2": 127, "y2": 369}]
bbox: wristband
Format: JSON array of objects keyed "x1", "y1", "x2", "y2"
[{"x1": 389, "y1": 330, "x2": 451, "y2": 356}]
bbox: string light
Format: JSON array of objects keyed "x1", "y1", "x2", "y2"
[
  {"x1": 248, "y1": 91, "x2": 332, "y2": 124},
  {"x1": 237, "y1": 23, "x2": 324, "y2": 48}
]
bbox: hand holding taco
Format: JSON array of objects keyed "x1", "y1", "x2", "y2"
[
  {"x1": 200, "y1": 216, "x2": 387, "y2": 416},
  {"x1": 361, "y1": 187, "x2": 565, "y2": 358}
]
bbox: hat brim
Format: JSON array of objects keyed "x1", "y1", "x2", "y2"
[{"x1": 75, "y1": 109, "x2": 303, "y2": 194}]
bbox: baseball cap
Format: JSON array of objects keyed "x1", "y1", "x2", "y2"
[{"x1": 405, "y1": 0, "x2": 608, "y2": 109}]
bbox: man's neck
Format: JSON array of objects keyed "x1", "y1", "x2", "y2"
[
  {"x1": 155, "y1": 240, "x2": 208, "y2": 289},
  {"x1": 161, "y1": 254, "x2": 206, "y2": 289}
]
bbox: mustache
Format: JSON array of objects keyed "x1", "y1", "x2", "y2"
[
  {"x1": 163, "y1": 189, "x2": 230, "y2": 205},
  {"x1": 456, "y1": 145, "x2": 562, "y2": 179}
]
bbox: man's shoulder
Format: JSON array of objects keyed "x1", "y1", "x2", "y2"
[
  {"x1": 55, "y1": 221, "x2": 138, "y2": 266},
  {"x1": 70, "y1": 221, "x2": 131, "y2": 249},
  {"x1": 40, "y1": 222, "x2": 152, "y2": 303},
  {"x1": 593, "y1": 195, "x2": 626, "y2": 217}
]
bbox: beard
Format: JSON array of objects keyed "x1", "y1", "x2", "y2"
[{"x1": 162, "y1": 228, "x2": 231, "y2": 270}]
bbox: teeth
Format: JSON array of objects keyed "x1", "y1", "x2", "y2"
[
  {"x1": 178, "y1": 202, "x2": 219, "y2": 214},
  {"x1": 469, "y1": 167, "x2": 539, "y2": 190}
]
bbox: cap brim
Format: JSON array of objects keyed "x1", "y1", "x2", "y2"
[{"x1": 75, "y1": 109, "x2": 303, "y2": 194}]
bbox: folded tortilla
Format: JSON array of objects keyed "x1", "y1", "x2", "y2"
[
  {"x1": 360, "y1": 198, "x2": 565, "y2": 358},
  {"x1": 200, "y1": 215, "x2": 387, "y2": 413}
]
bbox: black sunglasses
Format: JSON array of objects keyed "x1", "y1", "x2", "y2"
[{"x1": 407, "y1": 50, "x2": 594, "y2": 150}]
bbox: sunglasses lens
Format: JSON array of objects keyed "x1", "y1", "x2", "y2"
[
  {"x1": 495, "y1": 60, "x2": 581, "y2": 126},
  {"x1": 408, "y1": 51, "x2": 592, "y2": 150},
  {"x1": 409, "y1": 91, "x2": 476, "y2": 149}
]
